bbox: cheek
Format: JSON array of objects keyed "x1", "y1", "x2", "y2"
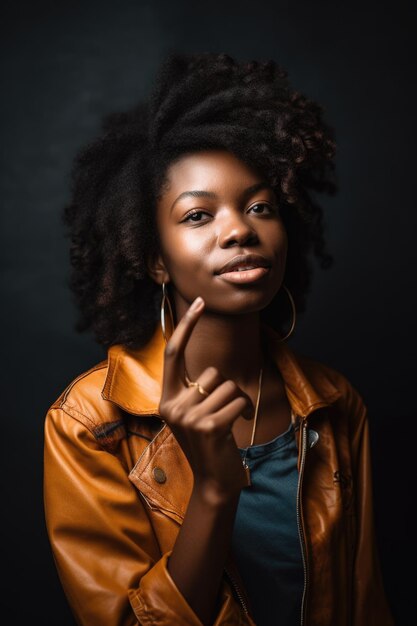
[
  {"x1": 265, "y1": 220, "x2": 288, "y2": 256},
  {"x1": 160, "y1": 226, "x2": 211, "y2": 274},
  {"x1": 279, "y1": 227, "x2": 288, "y2": 261},
  {"x1": 181, "y1": 231, "x2": 211, "y2": 257}
]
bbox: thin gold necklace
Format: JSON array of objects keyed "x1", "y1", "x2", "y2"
[
  {"x1": 241, "y1": 366, "x2": 263, "y2": 487},
  {"x1": 241, "y1": 367, "x2": 296, "y2": 488},
  {"x1": 184, "y1": 362, "x2": 266, "y2": 488}
]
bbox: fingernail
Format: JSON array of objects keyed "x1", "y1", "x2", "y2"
[{"x1": 190, "y1": 296, "x2": 204, "y2": 311}]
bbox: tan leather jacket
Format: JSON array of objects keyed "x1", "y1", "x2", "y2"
[{"x1": 43, "y1": 322, "x2": 395, "y2": 626}]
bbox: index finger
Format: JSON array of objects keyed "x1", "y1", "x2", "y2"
[{"x1": 162, "y1": 296, "x2": 205, "y2": 392}]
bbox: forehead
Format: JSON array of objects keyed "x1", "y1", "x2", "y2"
[{"x1": 161, "y1": 149, "x2": 266, "y2": 197}]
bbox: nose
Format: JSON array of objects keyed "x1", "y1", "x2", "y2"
[{"x1": 218, "y1": 210, "x2": 259, "y2": 248}]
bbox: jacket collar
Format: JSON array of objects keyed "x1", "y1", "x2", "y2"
[{"x1": 102, "y1": 322, "x2": 342, "y2": 419}]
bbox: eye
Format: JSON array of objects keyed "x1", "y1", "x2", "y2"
[
  {"x1": 182, "y1": 202, "x2": 277, "y2": 224},
  {"x1": 248, "y1": 202, "x2": 277, "y2": 215},
  {"x1": 182, "y1": 209, "x2": 211, "y2": 223}
]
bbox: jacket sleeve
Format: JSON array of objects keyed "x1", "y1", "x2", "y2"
[
  {"x1": 43, "y1": 407, "x2": 248, "y2": 626},
  {"x1": 348, "y1": 388, "x2": 396, "y2": 626}
]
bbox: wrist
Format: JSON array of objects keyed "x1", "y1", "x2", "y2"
[{"x1": 192, "y1": 478, "x2": 241, "y2": 509}]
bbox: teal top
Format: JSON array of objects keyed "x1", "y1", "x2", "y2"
[{"x1": 231, "y1": 421, "x2": 304, "y2": 625}]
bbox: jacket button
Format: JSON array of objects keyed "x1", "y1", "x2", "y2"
[
  {"x1": 308, "y1": 429, "x2": 319, "y2": 448},
  {"x1": 153, "y1": 467, "x2": 166, "y2": 483}
]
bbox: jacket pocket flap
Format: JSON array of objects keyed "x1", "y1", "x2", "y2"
[{"x1": 129, "y1": 424, "x2": 193, "y2": 523}]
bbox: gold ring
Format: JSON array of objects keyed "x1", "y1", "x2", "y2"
[{"x1": 187, "y1": 381, "x2": 209, "y2": 397}]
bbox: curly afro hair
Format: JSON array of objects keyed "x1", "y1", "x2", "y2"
[{"x1": 64, "y1": 52, "x2": 337, "y2": 350}]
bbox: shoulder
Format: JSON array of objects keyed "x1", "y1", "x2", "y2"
[
  {"x1": 45, "y1": 358, "x2": 124, "y2": 442},
  {"x1": 264, "y1": 323, "x2": 367, "y2": 419},
  {"x1": 294, "y1": 350, "x2": 367, "y2": 420},
  {"x1": 296, "y1": 350, "x2": 359, "y2": 392}
]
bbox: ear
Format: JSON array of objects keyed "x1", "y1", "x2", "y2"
[{"x1": 146, "y1": 251, "x2": 170, "y2": 286}]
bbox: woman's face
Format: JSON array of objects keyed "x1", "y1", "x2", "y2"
[{"x1": 150, "y1": 149, "x2": 288, "y2": 317}]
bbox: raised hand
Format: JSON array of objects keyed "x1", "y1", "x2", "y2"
[{"x1": 158, "y1": 296, "x2": 255, "y2": 497}]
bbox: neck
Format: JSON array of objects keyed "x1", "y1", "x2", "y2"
[{"x1": 178, "y1": 308, "x2": 265, "y2": 389}]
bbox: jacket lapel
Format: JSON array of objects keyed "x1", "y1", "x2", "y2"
[{"x1": 102, "y1": 321, "x2": 342, "y2": 420}]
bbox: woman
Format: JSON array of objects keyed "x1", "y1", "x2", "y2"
[{"x1": 43, "y1": 52, "x2": 395, "y2": 626}]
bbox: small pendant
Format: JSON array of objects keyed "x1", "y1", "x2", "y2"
[{"x1": 242, "y1": 461, "x2": 251, "y2": 487}]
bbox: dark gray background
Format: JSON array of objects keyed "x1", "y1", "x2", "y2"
[{"x1": 1, "y1": 1, "x2": 416, "y2": 624}]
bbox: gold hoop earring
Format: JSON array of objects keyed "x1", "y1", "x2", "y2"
[
  {"x1": 278, "y1": 284, "x2": 296, "y2": 342},
  {"x1": 160, "y1": 282, "x2": 175, "y2": 344}
]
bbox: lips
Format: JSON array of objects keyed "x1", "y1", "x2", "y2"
[{"x1": 216, "y1": 254, "x2": 271, "y2": 275}]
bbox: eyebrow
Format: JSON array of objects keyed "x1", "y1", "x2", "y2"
[{"x1": 169, "y1": 181, "x2": 273, "y2": 213}]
